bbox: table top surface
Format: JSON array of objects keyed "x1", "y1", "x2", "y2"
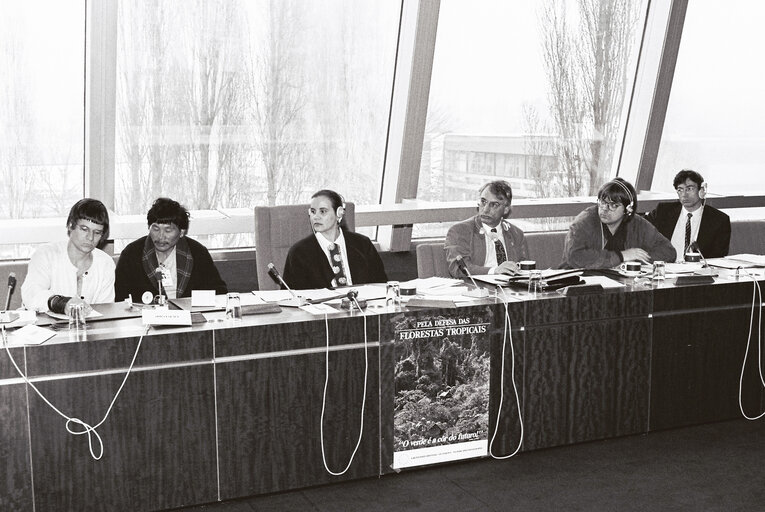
[{"x1": 3, "y1": 265, "x2": 762, "y2": 348}]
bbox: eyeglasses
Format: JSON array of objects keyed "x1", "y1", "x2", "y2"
[
  {"x1": 478, "y1": 198, "x2": 505, "y2": 210},
  {"x1": 597, "y1": 199, "x2": 623, "y2": 212},
  {"x1": 675, "y1": 186, "x2": 698, "y2": 194}
]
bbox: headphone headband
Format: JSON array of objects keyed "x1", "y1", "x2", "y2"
[
  {"x1": 605, "y1": 179, "x2": 634, "y2": 215},
  {"x1": 610, "y1": 180, "x2": 633, "y2": 204}
]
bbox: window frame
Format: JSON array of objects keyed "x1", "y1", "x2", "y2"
[{"x1": 3, "y1": 0, "x2": 765, "y2": 257}]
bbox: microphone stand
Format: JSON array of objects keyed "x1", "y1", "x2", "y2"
[
  {"x1": 456, "y1": 256, "x2": 489, "y2": 298},
  {"x1": 155, "y1": 267, "x2": 168, "y2": 307},
  {"x1": 692, "y1": 242, "x2": 715, "y2": 277}
]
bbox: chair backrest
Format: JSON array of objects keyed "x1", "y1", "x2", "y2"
[
  {"x1": 254, "y1": 202, "x2": 355, "y2": 290},
  {"x1": 729, "y1": 219, "x2": 765, "y2": 256},
  {"x1": 416, "y1": 243, "x2": 450, "y2": 278},
  {"x1": 524, "y1": 230, "x2": 568, "y2": 269}
]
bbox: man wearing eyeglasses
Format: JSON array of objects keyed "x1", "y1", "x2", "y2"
[
  {"x1": 561, "y1": 178, "x2": 675, "y2": 269},
  {"x1": 645, "y1": 169, "x2": 730, "y2": 260},
  {"x1": 445, "y1": 180, "x2": 529, "y2": 278}
]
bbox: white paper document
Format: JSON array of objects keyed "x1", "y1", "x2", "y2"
[
  {"x1": 708, "y1": 254, "x2": 765, "y2": 268},
  {"x1": 580, "y1": 276, "x2": 625, "y2": 289},
  {"x1": 401, "y1": 277, "x2": 463, "y2": 291},
  {"x1": 300, "y1": 303, "x2": 338, "y2": 315},
  {"x1": 191, "y1": 290, "x2": 217, "y2": 307},
  {"x1": 253, "y1": 288, "x2": 344, "y2": 303},
  {"x1": 45, "y1": 309, "x2": 104, "y2": 321},
  {"x1": 214, "y1": 293, "x2": 265, "y2": 308},
  {"x1": 7, "y1": 325, "x2": 56, "y2": 346}
]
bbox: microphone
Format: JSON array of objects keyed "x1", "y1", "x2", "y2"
[
  {"x1": 154, "y1": 267, "x2": 167, "y2": 306},
  {"x1": 267, "y1": 263, "x2": 307, "y2": 306},
  {"x1": 455, "y1": 256, "x2": 489, "y2": 298},
  {"x1": 0, "y1": 272, "x2": 19, "y2": 323},
  {"x1": 5, "y1": 272, "x2": 16, "y2": 311}
]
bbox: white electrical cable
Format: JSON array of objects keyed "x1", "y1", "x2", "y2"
[
  {"x1": 2, "y1": 325, "x2": 148, "y2": 460},
  {"x1": 488, "y1": 287, "x2": 524, "y2": 459},
  {"x1": 738, "y1": 269, "x2": 765, "y2": 420},
  {"x1": 320, "y1": 299, "x2": 368, "y2": 475}
]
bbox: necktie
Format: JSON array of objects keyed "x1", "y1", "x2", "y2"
[
  {"x1": 491, "y1": 228, "x2": 507, "y2": 265},
  {"x1": 328, "y1": 243, "x2": 348, "y2": 287},
  {"x1": 684, "y1": 212, "x2": 692, "y2": 254}
]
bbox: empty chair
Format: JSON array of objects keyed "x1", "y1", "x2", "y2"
[{"x1": 416, "y1": 243, "x2": 450, "y2": 278}]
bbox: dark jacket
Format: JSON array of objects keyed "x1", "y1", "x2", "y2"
[
  {"x1": 115, "y1": 235, "x2": 227, "y2": 300},
  {"x1": 561, "y1": 206, "x2": 676, "y2": 269},
  {"x1": 645, "y1": 202, "x2": 731, "y2": 258},
  {"x1": 282, "y1": 230, "x2": 388, "y2": 290}
]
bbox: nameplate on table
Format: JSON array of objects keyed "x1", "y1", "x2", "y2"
[{"x1": 142, "y1": 309, "x2": 192, "y2": 326}]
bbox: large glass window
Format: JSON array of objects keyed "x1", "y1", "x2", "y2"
[
  {"x1": 653, "y1": 0, "x2": 765, "y2": 196},
  {"x1": 0, "y1": 2, "x2": 85, "y2": 257},
  {"x1": 115, "y1": 0, "x2": 401, "y2": 247},
  {"x1": 417, "y1": 0, "x2": 648, "y2": 234}
]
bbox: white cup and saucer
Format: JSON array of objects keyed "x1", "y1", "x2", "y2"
[{"x1": 618, "y1": 261, "x2": 642, "y2": 277}]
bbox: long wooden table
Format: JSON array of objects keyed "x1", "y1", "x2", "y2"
[{"x1": 2, "y1": 275, "x2": 764, "y2": 511}]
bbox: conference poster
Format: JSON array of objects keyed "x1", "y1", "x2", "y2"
[{"x1": 392, "y1": 307, "x2": 492, "y2": 469}]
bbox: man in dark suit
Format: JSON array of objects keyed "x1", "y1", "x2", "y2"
[{"x1": 645, "y1": 169, "x2": 730, "y2": 260}]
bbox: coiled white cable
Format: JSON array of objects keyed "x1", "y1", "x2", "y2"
[
  {"x1": 738, "y1": 269, "x2": 765, "y2": 420},
  {"x1": 320, "y1": 299, "x2": 368, "y2": 475},
  {"x1": 488, "y1": 287, "x2": 524, "y2": 459},
  {"x1": 2, "y1": 325, "x2": 148, "y2": 460}
]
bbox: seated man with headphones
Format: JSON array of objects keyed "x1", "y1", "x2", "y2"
[
  {"x1": 645, "y1": 169, "x2": 731, "y2": 260},
  {"x1": 561, "y1": 178, "x2": 676, "y2": 269},
  {"x1": 282, "y1": 189, "x2": 388, "y2": 290}
]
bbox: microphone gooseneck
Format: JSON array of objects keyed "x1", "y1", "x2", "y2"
[
  {"x1": 691, "y1": 241, "x2": 712, "y2": 275},
  {"x1": 155, "y1": 267, "x2": 165, "y2": 303},
  {"x1": 455, "y1": 255, "x2": 481, "y2": 289},
  {"x1": 267, "y1": 262, "x2": 301, "y2": 301}
]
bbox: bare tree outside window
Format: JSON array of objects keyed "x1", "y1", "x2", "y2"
[
  {"x1": 536, "y1": 0, "x2": 641, "y2": 196},
  {"x1": 115, "y1": 0, "x2": 399, "y2": 247},
  {"x1": 247, "y1": 0, "x2": 311, "y2": 207},
  {"x1": 0, "y1": 23, "x2": 36, "y2": 220},
  {"x1": 0, "y1": 2, "x2": 84, "y2": 260}
]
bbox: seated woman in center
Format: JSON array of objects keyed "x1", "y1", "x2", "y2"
[{"x1": 282, "y1": 189, "x2": 388, "y2": 290}]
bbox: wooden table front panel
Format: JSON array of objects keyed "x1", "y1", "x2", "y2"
[{"x1": 215, "y1": 316, "x2": 380, "y2": 498}]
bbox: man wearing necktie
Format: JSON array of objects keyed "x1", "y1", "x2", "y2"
[
  {"x1": 445, "y1": 180, "x2": 529, "y2": 278},
  {"x1": 645, "y1": 169, "x2": 730, "y2": 260}
]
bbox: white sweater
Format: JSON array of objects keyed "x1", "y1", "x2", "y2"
[{"x1": 21, "y1": 241, "x2": 116, "y2": 312}]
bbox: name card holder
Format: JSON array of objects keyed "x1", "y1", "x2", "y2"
[{"x1": 142, "y1": 309, "x2": 192, "y2": 326}]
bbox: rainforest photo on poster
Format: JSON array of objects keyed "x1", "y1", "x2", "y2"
[{"x1": 393, "y1": 309, "x2": 492, "y2": 451}]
